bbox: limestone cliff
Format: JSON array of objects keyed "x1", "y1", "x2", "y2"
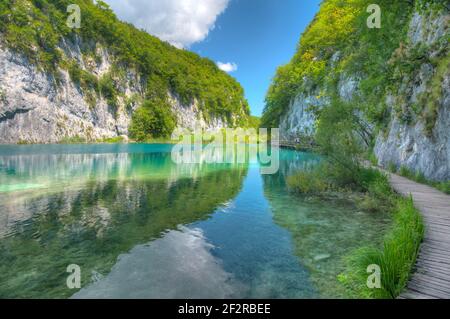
[
  {"x1": 0, "y1": 41, "x2": 231, "y2": 144},
  {"x1": 374, "y1": 10, "x2": 449, "y2": 181}
]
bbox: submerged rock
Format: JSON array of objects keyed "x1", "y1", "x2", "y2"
[{"x1": 314, "y1": 254, "x2": 331, "y2": 262}]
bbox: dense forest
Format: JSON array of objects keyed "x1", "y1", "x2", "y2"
[{"x1": 0, "y1": 0, "x2": 250, "y2": 139}]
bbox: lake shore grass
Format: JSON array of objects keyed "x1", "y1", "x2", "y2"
[
  {"x1": 18, "y1": 136, "x2": 177, "y2": 145},
  {"x1": 287, "y1": 164, "x2": 424, "y2": 299},
  {"x1": 339, "y1": 196, "x2": 424, "y2": 298}
]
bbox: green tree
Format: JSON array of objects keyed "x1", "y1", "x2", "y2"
[{"x1": 129, "y1": 100, "x2": 176, "y2": 141}]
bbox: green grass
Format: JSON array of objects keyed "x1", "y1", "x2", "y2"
[
  {"x1": 287, "y1": 162, "x2": 424, "y2": 299},
  {"x1": 340, "y1": 196, "x2": 424, "y2": 298},
  {"x1": 62, "y1": 135, "x2": 177, "y2": 144},
  {"x1": 97, "y1": 136, "x2": 126, "y2": 143},
  {"x1": 58, "y1": 136, "x2": 88, "y2": 144},
  {"x1": 60, "y1": 135, "x2": 126, "y2": 144},
  {"x1": 132, "y1": 137, "x2": 177, "y2": 144},
  {"x1": 287, "y1": 162, "x2": 389, "y2": 195},
  {"x1": 17, "y1": 139, "x2": 31, "y2": 145},
  {"x1": 287, "y1": 169, "x2": 331, "y2": 195},
  {"x1": 435, "y1": 182, "x2": 450, "y2": 194}
]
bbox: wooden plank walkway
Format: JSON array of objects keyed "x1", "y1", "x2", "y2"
[
  {"x1": 279, "y1": 141, "x2": 314, "y2": 151},
  {"x1": 388, "y1": 174, "x2": 450, "y2": 299}
]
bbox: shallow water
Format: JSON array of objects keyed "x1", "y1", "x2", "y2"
[{"x1": 0, "y1": 144, "x2": 391, "y2": 298}]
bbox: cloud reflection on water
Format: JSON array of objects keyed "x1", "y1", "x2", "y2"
[{"x1": 72, "y1": 226, "x2": 245, "y2": 299}]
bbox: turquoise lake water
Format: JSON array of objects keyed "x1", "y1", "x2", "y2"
[{"x1": 0, "y1": 144, "x2": 391, "y2": 298}]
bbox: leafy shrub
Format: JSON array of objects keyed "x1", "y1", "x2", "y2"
[
  {"x1": 99, "y1": 73, "x2": 118, "y2": 110},
  {"x1": 368, "y1": 152, "x2": 379, "y2": 166},
  {"x1": 287, "y1": 169, "x2": 330, "y2": 195},
  {"x1": 129, "y1": 100, "x2": 176, "y2": 141},
  {"x1": 388, "y1": 162, "x2": 397, "y2": 173},
  {"x1": 248, "y1": 116, "x2": 261, "y2": 129},
  {"x1": 436, "y1": 181, "x2": 450, "y2": 194},
  {"x1": 68, "y1": 62, "x2": 82, "y2": 85},
  {"x1": 312, "y1": 98, "x2": 378, "y2": 191},
  {"x1": 357, "y1": 172, "x2": 393, "y2": 213},
  {"x1": 357, "y1": 195, "x2": 381, "y2": 213}
]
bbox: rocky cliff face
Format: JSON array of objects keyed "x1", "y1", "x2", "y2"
[
  {"x1": 374, "y1": 10, "x2": 449, "y2": 181},
  {"x1": 278, "y1": 5, "x2": 449, "y2": 181},
  {"x1": 279, "y1": 92, "x2": 322, "y2": 142},
  {"x1": 0, "y1": 39, "x2": 229, "y2": 144},
  {"x1": 279, "y1": 74, "x2": 359, "y2": 141}
]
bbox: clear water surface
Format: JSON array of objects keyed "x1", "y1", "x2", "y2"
[{"x1": 0, "y1": 144, "x2": 391, "y2": 298}]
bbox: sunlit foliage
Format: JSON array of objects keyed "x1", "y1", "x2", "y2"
[{"x1": 0, "y1": 0, "x2": 250, "y2": 136}]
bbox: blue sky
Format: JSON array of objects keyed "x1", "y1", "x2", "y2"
[
  {"x1": 105, "y1": 0, "x2": 321, "y2": 116},
  {"x1": 191, "y1": 0, "x2": 321, "y2": 116}
]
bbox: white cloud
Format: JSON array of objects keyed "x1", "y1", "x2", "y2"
[
  {"x1": 217, "y1": 62, "x2": 238, "y2": 73},
  {"x1": 103, "y1": 0, "x2": 229, "y2": 48}
]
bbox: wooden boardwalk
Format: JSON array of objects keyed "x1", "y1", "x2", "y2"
[
  {"x1": 279, "y1": 141, "x2": 314, "y2": 151},
  {"x1": 388, "y1": 174, "x2": 450, "y2": 299}
]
